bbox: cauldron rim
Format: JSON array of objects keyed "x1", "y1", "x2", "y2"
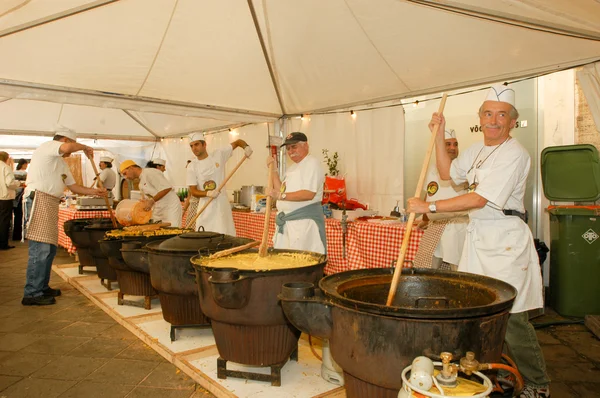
[
  {"x1": 319, "y1": 268, "x2": 517, "y2": 319},
  {"x1": 145, "y1": 232, "x2": 251, "y2": 254},
  {"x1": 191, "y1": 248, "x2": 326, "y2": 275}
]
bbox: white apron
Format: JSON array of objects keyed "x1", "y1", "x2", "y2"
[
  {"x1": 459, "y1": 166, "x2": 543, "y2": 313},
  {"x1": 152, "y1": 192, "x2": 182, "y2": 228},
  {"x1": 194, "y1": 194, "x2": 235, "y2": 235},
  {"x1": 435, "y1": 218, "x2": 468, "y2": 265},
  {"x1": 273, "y1": 219, "x2": 325, "y2": 254}
]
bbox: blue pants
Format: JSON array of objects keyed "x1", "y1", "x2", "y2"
[{"x1": 23, "y1": 240, "x2": 57, "y2": 297}]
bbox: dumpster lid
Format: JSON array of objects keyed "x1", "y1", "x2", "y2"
[
  {"x1": 541, "y1": 144, "x2": 600, "y2": 202},
  {"x1": 547, "y1": 205, "x2": 600, "y2": 216}
]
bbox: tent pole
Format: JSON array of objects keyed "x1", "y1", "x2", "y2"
[{"x1": 0, "y1": 0, "x2": 119, "y2": 39}]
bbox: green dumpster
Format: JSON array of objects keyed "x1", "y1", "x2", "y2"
[{"x1": 541, "y1": 144, "x2": 600, "y2": 317}]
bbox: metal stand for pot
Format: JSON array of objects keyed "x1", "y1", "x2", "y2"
[
  {"x1": 100, "y1": 278, "x2": 116, "y2": 291},
  {"x1": 170, "y1": 323, "x2": 211, "y2": 342},
  {"x1": 117, "y1": 292, "x2": 157, "y2": 310},
  {"x1": 216, "y1": 347, "x2": 299, "y2": 386}
]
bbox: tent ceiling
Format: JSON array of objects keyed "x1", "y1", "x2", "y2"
[{"x1": 0, "y1": 0, "x2": 599, "y2": 139}]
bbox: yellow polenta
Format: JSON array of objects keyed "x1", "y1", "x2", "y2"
[{"x1": 195, "y1": 252, "x2": 319, "y2": 270}]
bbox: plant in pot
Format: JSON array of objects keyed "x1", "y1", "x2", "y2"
[{"x1": 322, "y1": 150, "x2": 346, "y2": 208}]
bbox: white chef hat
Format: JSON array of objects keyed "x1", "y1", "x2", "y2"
[
  {"x1": 188, "y1": 132, "x2": 205, "y2": 143},
  {"x1": 444, "y1": 129, "x2": 456, "y2": 140},
  {"x1": 54, "y1": 125, "x2": 77, "y2": 141},
  {"x1": 484, "y1": 84, "x2": 515, "y2": 107},
  {"x1": 100, "y1": 156, "x2": 113, "y2": 163},
  {"x1": 152, "y1": 158, "x2": 166, "y2": 166}
]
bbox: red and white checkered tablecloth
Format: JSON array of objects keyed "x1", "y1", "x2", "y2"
[
  {"x1": 231, "y1": 212, "x2": 423, "y2": 275},
  {"x1": 58, "y1": 207, "x2": 112, "y2": 254}
]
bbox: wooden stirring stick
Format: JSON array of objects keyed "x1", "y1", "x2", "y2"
[
  {"x1": 386, "y1": 93, "x2": 448, "y2": 306},
  {"x1": 258, "y1": 160, "x2": 275, "y2": 257},
  {"x1": 209, "y1": 241, "x2": 260, "y2": 260},
  {"x1": 87, "y1": 154, "x2": 118, "y2": 228}
]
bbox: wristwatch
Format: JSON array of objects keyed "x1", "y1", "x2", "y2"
[
  {"x1": 428, "y1": 201, "x2": 437, "y2": 213},
  {"x1": 281, "y1": 193, "x2": 287, "y2": 200}
]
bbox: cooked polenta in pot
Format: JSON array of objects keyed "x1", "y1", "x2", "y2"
[{"x1": 196, "y1": 252, "x2": 320, "y2": 270}]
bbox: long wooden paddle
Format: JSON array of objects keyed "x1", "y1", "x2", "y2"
[
  {"x1": 258, "y1": 161, "x2": 275, "y2": 257},
  {"x1": 386, "y1": 94, "x2": 448, "y2": 306},
  {"x1": 87, "y1": 154, "x2": 118, "y2": 228},
  {"x1": 209, "y1": 240, "x2": 261, "y2": 260},
  {"x1": 186, "y1": 155, "x2": 249, "y2": 229}
]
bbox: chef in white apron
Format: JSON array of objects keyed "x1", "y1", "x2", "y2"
[
  {"x1": 120, "y1": 160, "x2": 182, "y2": 227},
  {"x1": 186, "y1": 132, "x2": 253, "y2": 234},
  {"x1": 23, "y1": 127, "x2": 106, "y2": 306},
  {"x1": 407, "y1": 85, "x2": 550, "y2": 397},
  {"x1": 266, "y1": 132, "x2": 326, "y2": 254},
  {"x1": 97, "y1": 156, "x2": 116, "y2": 197},
  {"x1": 417, "y1": 129, "x2": 468, "y2": 270}
]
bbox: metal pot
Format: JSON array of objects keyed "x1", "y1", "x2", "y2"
[
  {"x1": 280, "y1": 267, "x2": 517, "y2": 397},
  {"x1": 144, "y1": 231, "x2": 253, "y2": 328},
  {"x1": 63, "y1": 218, "x2": 97, "y2": 270},
  {"x1": 84, "y1": 219, "x2": 119, "y2": 286},
  {"x1": 232, "y1": 190, "x2": 242, "y2": 204},
  {"x1": 192, "y1": 249, "x2": 326, "y2": 368},
  {"x1": 239, "y1": 185, "x2": 264, "y2": 207}
]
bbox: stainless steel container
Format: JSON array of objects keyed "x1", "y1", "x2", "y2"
[
  {"x1": 240, "y1": 185, "x2": 264, "y2": 207},
  {"x1": 233, "y1": 190, "x2": 242, "y2": 204}
]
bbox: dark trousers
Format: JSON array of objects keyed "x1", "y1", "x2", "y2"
[
  {"x1": 12, "y1": 202, "x2": 23, "y2": 241},
  {"x1": 0, "y1": 200, "x2": 12, "y2": 249}
]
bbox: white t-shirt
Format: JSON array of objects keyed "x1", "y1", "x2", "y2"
[
  {"x1": 186, "y1": 146, "x2": 235, "y2": 234},
  {"x1": 139, "y1": 168, "x2": 182, "y2": 227},
  {"x1": 273, "y1": 154, "x2": 326, "y2": 254},
  {"x1": 450, "y1": 138, "x2": 528, "y2": 218},
  {"x1": 423, "y1": 162, "x2": 468, "y2": 265},
  {"x1": 425, "y1": 162, "x2": 466, "y2": 203},
  {"x1": 276, "y1": 154, "x2": 324, "y2": 213},
  {"x1": 99, "y1": 168, "x2": 117, "y2": 190},
  {"x1": 26, "y1": 140, "x2": 75, "y2": 198}
]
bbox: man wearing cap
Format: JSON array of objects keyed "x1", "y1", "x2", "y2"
[
  {"x1": 23, "y1": 128, "x2": 107, "y2": 306},
  {"x1": 120, "y1": 160, "x2": 182, "y2": 227},
  {"x1": 414, "y1": 129, "x2": 468, "y2": 271},
  {"x1": 186, "y1": 132, "x2": 252, "y2": 234},
  {"x1": 95, "y1": 156, "x2": 116, "y2": 196},
  {"x1": 151, "y1": 158, "x2": 166, "y2": 173},
  {"x1": 267, "y1": 132, "x2": 326, "y2": 254},
  {"x1": 407, "y1": 85, "x2": 549, "y2": 398}
]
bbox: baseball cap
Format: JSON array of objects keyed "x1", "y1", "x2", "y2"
[
  {"x1": 119, "y1": 160, "x2": 137, "y2": 174},
  {"x1": 281, "y1": 132, "x2": 308, "y2": 147}
]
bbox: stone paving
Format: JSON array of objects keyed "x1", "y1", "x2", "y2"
[
  {"x1": 0, "y1": 241, "x2": 214, "y2": 398},
  {"x1": 1, "y1": 241, "x2": 600, "y2": 397}
]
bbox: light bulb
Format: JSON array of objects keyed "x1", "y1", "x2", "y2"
[
  {"x1": 413, "y1": 100, "x2": 419, "y2": 108},
  {"x1": 350, "y1": 110, "x2": 356, "y2": 119}
]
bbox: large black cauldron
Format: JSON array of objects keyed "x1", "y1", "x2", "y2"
[
  {"x1": 192, "y1": 249, "x2": 325, "y2": 386},
  {"x1": 280, "y1": 267, "x2": 516, "y2": 397},
  {"x1": 80, "y1": 219, "x2": 119, "y2": 289},
  {"x1": 63, "y1": 218, "x2": 97, "y2": 274},
  {"x1": 145, "y1": 232, "x2": 253, "y2": 340},
  {"x1": 99, "y1": 232, "x2": 177, "y2": 310}
]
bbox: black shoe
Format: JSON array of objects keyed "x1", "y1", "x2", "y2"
[
  {"x1": 42, "y1": 287, "x2": 62, "y2": 297},
  {"x1": 0, "y1": 245, "x2": 15, "y2": 250},
  {"x1": 22, "y1": 296, "x2": 56, "y2": 306}
]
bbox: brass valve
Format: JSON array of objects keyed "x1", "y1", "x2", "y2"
[{"x1": 459, "y1": 351, "x2": 480, "y2": 376}]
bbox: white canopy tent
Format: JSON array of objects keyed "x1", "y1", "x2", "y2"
[
  {"x1": 0, "y1": 0, "x2": 598, "y2": 215},
  {"x1": 0, "y1": 0, "x2": 598, "y2": 140}
]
